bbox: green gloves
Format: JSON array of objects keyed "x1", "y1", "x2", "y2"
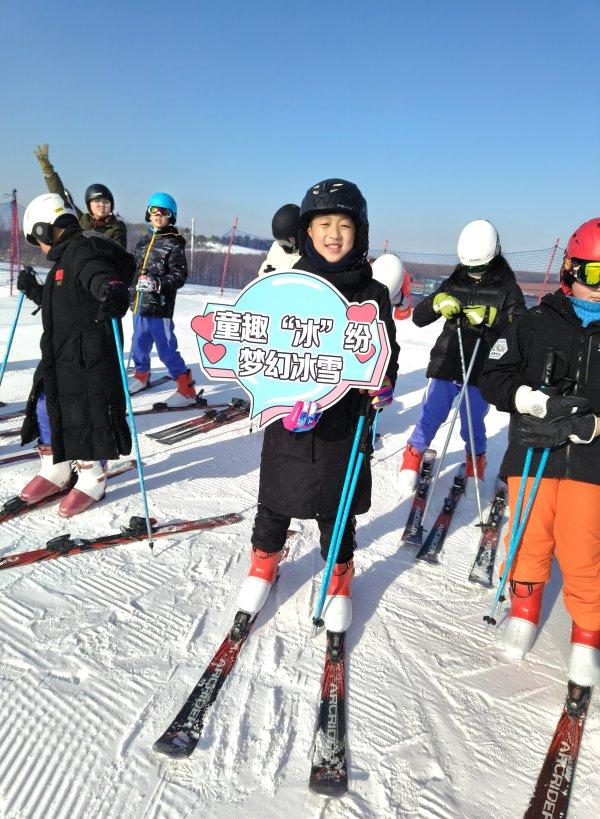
[
  {"x1": 463, "y1": 304, "x2": 498, "y2": 327},
  {"x1": 433, "y1": 292, "x2": 462, "y2": 320},
  {"x1": 34, "y1": 143, "x2": 53, "y2": 176}
]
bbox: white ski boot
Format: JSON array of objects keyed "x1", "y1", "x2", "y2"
[
  {"x1": 20, "y1": 444, "x2": 72, "y2": 504},
  {"x1": 236, "y1": 547, "x2": 284, "y2": 617},
  {"x1": 322, "y1": 560, "x2": 354, "y2": 633},
  {"x1": 164, "y1": 369, "x2": 197, "y2": 408},
  {"x1": 58, "y1": 461, "x2": 107, "y2": 517},
  {"x1": 464, "y1": 451, "x2": 486, "y2": 499},
  {"x1": 501, "y1": 581, "x2": 545, "y2": 660},
  {"x1": 398, "y1": 443, "x2": 423, "y2": 499},
  {"x1": 128, "y1": 371, "x2": 150, "y2": 394},
  {"x1": 568, "y1": 622, "x2": 600, "y2": 687}
]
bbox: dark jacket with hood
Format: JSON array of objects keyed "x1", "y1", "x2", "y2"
[
  {"x1": 478, "y1": 289, "x2": 600, "y2": 484},
  {"x1": 413, "y1": 255, "x2": 526, "y2": 385},
  {"x1": 257, "y1": 246, "x2": 400, "y2": 520},
  {"x1": 21, "y1": 225, "x2": 136, "y2": 462},
  {"x1": 132, "y1": 227, "x2": 188, "y2": 318},
  {"x1": 44, "y1": 169, "x2": 127, "y2": 248}
]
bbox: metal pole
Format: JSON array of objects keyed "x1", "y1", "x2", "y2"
[
  {"x1": 190, "y1": 217, "x2": 195, "y2": 277},
  {"x1": 537, "y1": 238, "x2": 560, "y2": 303},
  {"x1": 220, "y1": 216, "x2": 238, "y2": 295},
  {"x1": 456, "y1": 321, "x2": 484, "y2": 527},
  {"x1": 9, "y1": 190, "x2": 20, "y2": 297}
]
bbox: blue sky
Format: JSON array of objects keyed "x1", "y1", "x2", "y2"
[{"x1": 1, "y1": 0, "x2": 599, "y2": 251}]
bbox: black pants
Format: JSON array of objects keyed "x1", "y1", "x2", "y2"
[{"x1": 252, "y1": 503, "x2": 356, "y2": 563}]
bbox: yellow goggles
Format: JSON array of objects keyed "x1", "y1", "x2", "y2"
[{"x1": 572, "y1": 259, "x2": 600, "y2": 287}]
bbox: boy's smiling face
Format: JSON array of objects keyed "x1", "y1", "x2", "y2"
[{"x1": 307, "y1": 212, "x2": 355, "y2": 263}]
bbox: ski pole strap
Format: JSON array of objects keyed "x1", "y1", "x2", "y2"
[{"x1": 111, "y1": 318, "x2": 154, "y2": 548}]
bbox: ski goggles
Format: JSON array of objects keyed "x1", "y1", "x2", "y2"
[
  {"x1": 465, "y1": 262, "x2": 490, "y2": 274},
  {"x1": 570, "y1": 258, "x2": 600, "y2": 288},
  {"x1": 148, "y1": 206, "x2": 172, "y2": 217}
]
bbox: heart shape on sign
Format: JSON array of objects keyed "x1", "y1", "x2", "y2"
[
  {"x1": 203, "y1": 342, "x2": 226, "y2": 364},
  {"x1": 346, "y1": 302, "x2": 377, "y2": 324},
  {"x1": 356, "y1": 345, "x2": 376, "y2": 363},
  {"x1": 191, "y1": 312, "x2": 216, "y2": 341}
]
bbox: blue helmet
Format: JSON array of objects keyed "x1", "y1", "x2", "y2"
[{"x1": 146, "y1": 192, "x2": 177, "y2": 224}]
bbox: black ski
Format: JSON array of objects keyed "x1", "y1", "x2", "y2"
[
  {"x1": 468, "y1": 479, "x2": 507, "y2": 587},
  {"x1": 0, "y1": 511, "x2": 242, "y2": 571},
  {"x1": 415, "y1": 464, "x2": 466, "y2": 564},
  {"x1": 523, "y1": 682, "x2": 592, "y2": 818},
  {"x1": 401, "y1": 448, "x2": 436, "y2": 546},
  {"x1": 153, "y1": 532, "x2": 294, "y2": 758},
  {"x1": 147, "y1": 399, "x2": 250, "y2": 445},
  {"x1": 308, "y1": 631, "x2": 348, "y2": 796}
]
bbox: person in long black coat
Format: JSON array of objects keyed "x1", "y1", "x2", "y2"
[
  {"x1": 234, "y1": 179, "x2": 400, "y2": 636},
  {"x1": 16, "y1": 193, "x2": 134, "y2": 517}
]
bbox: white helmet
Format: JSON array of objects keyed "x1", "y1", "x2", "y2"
[
  {"x1": 23, "y1": 193, "x2": 78, "y2": 246},
  {"x1": 371, "y1": 253, "x2": 406, "y2": 302},
  {"x1": 457, "y1": 219, "x2": 500, "y2": 267}
]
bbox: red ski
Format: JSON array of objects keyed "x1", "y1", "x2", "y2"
[
  {"x1": 0, "y1": 512, "x2": 242, "y2": 571},
  {"x1": 523, "y1": 683, "x2": 592, "y2": 818}
]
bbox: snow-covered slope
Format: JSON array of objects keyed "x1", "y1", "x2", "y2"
[{"x1": 0, "y1": 288, "x2": 597, "y2": 819}]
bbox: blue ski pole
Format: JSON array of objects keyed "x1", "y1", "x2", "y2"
[
  {"x1": 484, "y1": 349, "x2": 556, "y2": 625},
  {"x1": 112, "y1": 317, "x2": 155, "y2": 549},
  {"x1": 0, "y1": 291, "x2": 26, "y2": 389},
  {"x1": 312, "y1": 395, "x2": 373, "y2": 627}
]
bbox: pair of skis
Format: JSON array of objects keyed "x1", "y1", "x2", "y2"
[
  {"x1": 147, "y1": 398, "x2": 250, "y2": 445},
  {"x1": 401, "y1": 452, "x2": 507, "y2": 581},
  {"x1": 153, "y1": 543, "x2": 348, "y2": 795}
]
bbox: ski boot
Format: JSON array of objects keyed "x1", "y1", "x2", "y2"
[
  {"x1": 19, "y1": 444, "x2": 73, "y2": 505},
  {"x1": 236, "y1": 546, "x2": 284, "y2": 619},
  {"x1": 568, "y1": 621, "x2": 600, "y2": 692},
  {"x1": 501, "y1": 581, "x2": 545, "y2": 660},
  {"x1": 128, "y1": 371, "x2": 150, "y2": 394},
  {"x1": 58, "y1": 461, "x2": 107, "y2": 517},
  {"x1": 465, "y1": 451, "x2": 486, "y2": 499},
  {"x1": 322, "y1": 560, "x2": 354, "y2": 633},
  {"x1": 398, "y1": 443, "x2": 424, "y2": 499},
  {"x1": 164, "y1": 369, "x2": 197, "y2": 408}
]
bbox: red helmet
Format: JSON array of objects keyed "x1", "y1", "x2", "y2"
[
  {"x1": 566, "y1": 218, "x2": 600, "y2": 261},
  {"x1": 561, "y1": 217, "x2": 600, "y2": 293}
]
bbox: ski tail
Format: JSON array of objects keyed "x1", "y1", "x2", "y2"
[
  {"x1": 308, "y1": 631, "x2": 348, "y2": 796},
  {"x1": 415, "y1": 463, "x2": 466, "y2": 564}
]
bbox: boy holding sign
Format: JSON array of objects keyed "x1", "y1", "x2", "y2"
[{"x1": 237, "y1": 179, "x2": 399, "y2": 634}]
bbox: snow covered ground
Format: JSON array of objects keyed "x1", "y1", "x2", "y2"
[{"x1": 0, "y1": 286, "x2": 597, "y2": 819}]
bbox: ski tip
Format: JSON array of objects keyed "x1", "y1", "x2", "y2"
[{"x1": 153, "y1": 735, "x2": 195, "y2": 759}]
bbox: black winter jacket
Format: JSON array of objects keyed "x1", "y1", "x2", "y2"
[
  {"x1": 21, "y1": 226, "x2": 136, "y2": 462},
  {"x1": 413, "y1": 256, "x2": 526, "y2": 385},
  {"x1": 132, "y1": 227, "x2": 188, "y2": 318},
  {"x1": 479, "y1": 290, "x2": 600, "y2": 484},
  {"x1": 257, "y1": 255, "x2": 400, "y2": 520}
]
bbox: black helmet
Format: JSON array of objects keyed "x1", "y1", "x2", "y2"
[
  {"x1": 299, "y1": 178, "x2": 369, "y2": 255},
  {"x1": 85, "y1": 183, "x2": 114, "y2": 211},
  {"x1": 272, "y1": 204, "x2": 300, "y2": 243}
]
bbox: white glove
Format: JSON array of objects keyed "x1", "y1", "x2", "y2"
[
  {"x1": 514, "y1": 385, "x2": 549, "y2": 417},
  {"x1": 136, "y1": 274, "x2": 160, "y2": 293}
]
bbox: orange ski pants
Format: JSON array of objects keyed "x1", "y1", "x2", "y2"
[{"x1": 503, "y1": 477, "x2": 600, "y2": 630}]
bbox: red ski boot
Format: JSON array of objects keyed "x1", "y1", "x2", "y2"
[
  {"x1": 236, "y1": 547, "x2": 284, "y2": 617},
  {"x1": 501, "y1": 581, "x2": 545, "y2": 659},
  {"x1": 128, "y1": 371, "x2": 150, "y2": 394},
  {"x1": 465, "y1": 451, "x2": 486, "y2": 498},
  {"x1": 323, "y1": 560, "x2": 355, "y2": 633},
  {"x1": 568, "y1": 621, "x2": 600, "y2": 687},
  {"x1": 58, "y1": 461, "x2": 107, "y2": 518},
  {"x1": 165, "y1": 369, "x2": 197, "y2": 408},
  {"x1": 20, "y1": 444, "x2": 73, "y2": 504},
  {"x1": 398, "y1": 444, "x2": 424, "y2": 499}
]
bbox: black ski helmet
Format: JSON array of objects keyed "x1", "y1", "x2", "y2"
[
  {"x1": 85, "y1": 183, "x2": 114, "y2": 212},
  {"x1": 299, "y1": 178, "x2": 369, "y2": 256},
  {"x1": 272, "y1": 204, "x2": 300, "y2": 243}
]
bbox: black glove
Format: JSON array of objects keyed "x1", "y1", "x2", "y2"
[
  {"x1": 97, "y1": 279, "x2": 131, "y2": 320},
  {"x1": 17, "y1": 266, "x2": 43, "y2": 306},
  {"x1": 515, "y1": 395, "x2": 596, "y2": 447}
]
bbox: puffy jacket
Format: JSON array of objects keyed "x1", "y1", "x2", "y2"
[
  {"x1": 479, "y1": 290, "x2": 600, "y2": 484},
  {"x1": 132, "y1": 227, "x2": 188, "y2": 318},
  {"x1": 257, "y1": 240, "x2": 301, "y2": 276},
  {"x1": 21, "y1": 226, "x2": 135, "y2": 461},
  {"x1": 413, "y1": 255, "x2": 526, "y2": 385},
  {"x1": 257, "y1": 255, "x2": 399, "y2": 519}
]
